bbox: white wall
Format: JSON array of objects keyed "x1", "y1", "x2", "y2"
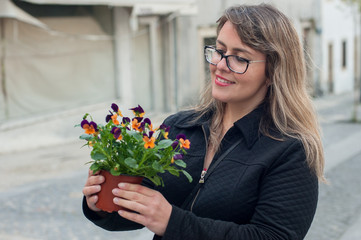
[{"x1": 322, "y1": 0, "x2": 357, "y2": 94}]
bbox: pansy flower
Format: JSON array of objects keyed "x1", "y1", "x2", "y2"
[
  {"x1": 140, "y1": 118, "x2": 153, "y2": 131},
  {"x1": 171, "y1": 154, "x2": 183, "y2": 164},
  {"x1": 111, "y1": 103, "x2": 123, "y2": 117},
  {"x1": 121, "y1": 117, "x2": 131, "y2": 128},
  {"x1": 111, "y1": 127, "x2": 122, "y2": 140},
  {"x1": 105, "y1": 111, "x2": 113, "y2": 123},
  {"x1": 143, "y1": 131, "x2": 155, "y2": 149},
  {"x1": 171, "y1": 140, "x2": 179, "y2": 150},
  {"x1": 132, "y1": 117, "x2": 143, "y2": 131},
  {"x1": 176, "y1": 134, "x2": 190, "y2": 149},
  {"x1": 130, "y1": 105, "x2": 145, "y2": 117},
  {"x1": 111, "y1": 114, "x2": 120, "y2": 125},
  {"x1": 160, "y1": 123, "x2": 170, "y2": 139},
  {"x1": 81, "y1": 120, "x2": 98, "y2": 135}
]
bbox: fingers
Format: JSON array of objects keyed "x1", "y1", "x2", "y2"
[
  {"x1": 82, "y1": 184, "x2": 101, "y2": 197},
  {"x1": 112, "y1": 185, "x2": 172, "y2": 236},
  {"x1": 117, "y1": 182, "x2": 155, "y2": 197},
  {"x1": 113, "y1": 196, "x2": 146, "y2": 213},
  {"x1": 88, "y1": 169, "x2": 100, "y2": 177},
  {"x1": 82, "y1": 170, "x2": 105, "y2": 212}
]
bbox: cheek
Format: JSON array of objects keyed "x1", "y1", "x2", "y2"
[{"x1": 209, "y1": 64, "x2": 217, "y2": 75}]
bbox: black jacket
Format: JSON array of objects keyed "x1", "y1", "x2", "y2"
[{"x1": 83, "y1": 105, "x2": 318, "y2": 240}]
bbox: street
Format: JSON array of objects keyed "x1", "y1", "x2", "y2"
[{"x1": 0, "y1": 93, "x2": 361, "y2": 240}]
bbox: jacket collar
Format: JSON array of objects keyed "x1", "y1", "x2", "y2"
[
  {"x1": 174, "y1": 104, "x2": 265, "y2": 149},
  {"x1": 233, "y1": 104, "x2": 264, "y2": 149}
]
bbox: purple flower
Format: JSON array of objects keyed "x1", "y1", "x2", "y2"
[
  {"x1": 173, "y1": 154, "x2": 183, "y2": 160},
  {"x1": 81, "y1": 119, "x2": 89, "y2": 128},
  {"x1": 111, "y1": 127, "x2": 122, "y2": 140},
  {"x1": 81, "y1": 120, "x2": 98, "y2": 134},
  {"x1": 130, "y1": 105, "x2": 145, "y2": 117},
  {"x1": 176, "y1": 134, "x2": 186, "y2": 140},
  {"x1": 143, "y1": 131, "x2": 154, "y2": 138},
  {"x1": 171, "y1": 140, "x2": 179, "y2": 149},
  {"x1": 111, "y1": 103, "x2": 119, "y2": 112},
  {"x1": 133, "y1": 117, "x2": 143, "y2": 123},
  {"x1": 122, "y1": 117, "x2": 130, "y2": 124},
  {"x1": 105, "y1": 111, "x2": 113, "y2": 122},
  {"x1": 140, "y1": 118, "x2": 152, "y2": 130},
  {"x1": 160, "y1": 123, "x2": 170, "y2": 132}
]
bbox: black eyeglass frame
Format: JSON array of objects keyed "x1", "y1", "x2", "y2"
[{"x1": 204, "y1": 45, "x2": 266, "y2": 74}]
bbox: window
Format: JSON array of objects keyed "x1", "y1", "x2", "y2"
[{"x1": 342, "y1": 40, "x2": 347, "y2": 68}]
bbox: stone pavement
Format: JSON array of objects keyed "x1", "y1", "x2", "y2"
[{"x1": 0, "y1": 93, "x2": 361, "y2": 240}]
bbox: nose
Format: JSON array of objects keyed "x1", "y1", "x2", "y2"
[{"x1": 216, "y1": 57, "x2": 230, "y2": 72}]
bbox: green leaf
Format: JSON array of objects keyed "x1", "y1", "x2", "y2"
[
  {"x1": 127, "y1": 130, "x2": 143, "y2": 141},
  {"x1": 91, "y1": 151, "x2": 107, "y2": 160},
  {"x1": 124, "y1": 158, "x2": 139, "y2": 169},
  {"x1": 174, "y1": 160, "x2": 187, "y2": 168},
  {"x1": 182, "y1": 170, "x2": 193, "y2": 183},
  {"x1": 79, "y1": 134, "x2": 93, "y2": 140},
  {"x1": 90, "y1": 163, "x2": 100, "y2": 172},
  {"x1": 152, "y1": 161, "x2": 164, "y2": 172},
  {"x1": 148, "y1": 176, "x2": 162, "y2": 186},
  {"x1": 168, "y1": 169, "x2": 180, "y2": 177},
  {"x1": 110, "y1": 168, "x2": 121, "y2": 176},
  {"x1": 127, "y1": 149, "x2": 134, "y2": 156},
  {"x1": 157, "y1": 139, "x2": 173, "y2": 149}
]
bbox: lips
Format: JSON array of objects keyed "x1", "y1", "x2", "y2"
[{"x1": 215, "y1": 75, "x2": 235, "y2": 86}]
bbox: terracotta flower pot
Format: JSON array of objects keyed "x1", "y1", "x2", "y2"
[{"x1": 96, "y1": 170, "x2": 144, "y2": 213}]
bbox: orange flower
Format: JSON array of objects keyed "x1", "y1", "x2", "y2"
[
  {"x1": 143, "y1": 135, "x2": 155, "y2": 149},
  {"x1": 111, "y1": 114, "x2": 120, "y2": 125},
  {"x1": 132, "y1": 118, "x2": 141, "y2": 131},
  {"x1": 179, "y1": 138, "x2": 190, "y2": 149},
  {"x1": 81, "y1": 120, "x2": 98, "y2": 135}
]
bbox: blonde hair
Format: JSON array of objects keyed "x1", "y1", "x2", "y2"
[{"x1": 195, "y1": 4, "x2": 325, "y2": 181}]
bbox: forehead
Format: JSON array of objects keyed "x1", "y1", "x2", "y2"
[{"x1": 217, "y1": 21, "x2": 263, "y2": 57}]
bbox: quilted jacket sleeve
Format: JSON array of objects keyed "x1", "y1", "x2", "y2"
[
  {"x1": 82, "y1": 196, "x2": 144, "y2": 231},
  {"x1": 161, "y1": 141, "x2": 319, "y2": 240}
]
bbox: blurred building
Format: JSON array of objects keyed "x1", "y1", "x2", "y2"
[{"x1": 0, "y1": 0, "x2": 359, "y2": 123}]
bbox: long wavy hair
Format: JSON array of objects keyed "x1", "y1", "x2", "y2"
[{"x1": 194, "y1": 4, "x2": 325, "y2": 181}]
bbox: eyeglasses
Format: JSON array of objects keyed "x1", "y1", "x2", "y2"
[{"x1": 204, "y1": 46, "x2": 266, "y2": 74}]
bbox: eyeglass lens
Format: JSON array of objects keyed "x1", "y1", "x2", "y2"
[{"x1": 204, "y1": 47, "x2": 248, "y2": 74}]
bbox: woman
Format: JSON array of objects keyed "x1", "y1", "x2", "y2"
[{"x1": 82, "y1": 4, "x2": 325, "y2": 240}]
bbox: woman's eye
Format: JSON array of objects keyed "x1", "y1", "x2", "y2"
[
  {"x1": 216, "y1": 48, "x2": 225, "y2": 54},
  {"x1": 234, "y1": 56, "x2": 248, "y2": 63}
]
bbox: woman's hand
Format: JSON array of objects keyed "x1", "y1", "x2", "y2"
[
  {"x1": 82, "y1": 170, "x2": 105, "y2": 212},
  {"x1": 112, "y1": 183, "x2": 172, "y2": 236}
]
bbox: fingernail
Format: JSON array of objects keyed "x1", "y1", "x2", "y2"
[
  {"x1": 112, "y1": 188, "x2": 118, "y2": 194},
  {"x1": 113, "y1": 197, "x2": 118, "y2": 204},
  {"x1": 118, "y1": 183, "x2": 125, "y2": 188},
  {"x1": 118, "y1": 210, "x2": 123, "y2": 215}
]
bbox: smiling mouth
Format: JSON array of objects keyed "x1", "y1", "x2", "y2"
[{"x1": 215, "y1": 76, "x2": 235, "y2": 86}]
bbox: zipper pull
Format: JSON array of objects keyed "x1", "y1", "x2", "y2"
[{"x1": 199, "y1": 168, "x2": 207, "y2": 183}]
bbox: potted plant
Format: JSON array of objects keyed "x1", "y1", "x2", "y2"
[{"x1": 78, "y1": 103, "x2": 192, "y2": 212}]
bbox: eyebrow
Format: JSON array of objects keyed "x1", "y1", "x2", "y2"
[{"x1": 216, "y1": 40, "x2": 252, "y2": 55}]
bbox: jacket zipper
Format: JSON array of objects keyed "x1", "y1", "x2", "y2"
[
  {"x1": 190, "y1": 125, "x2": 208, "y2": 212},
  {"x1": 190, "y1": 168, "x2": 207, "y2": 212},
  {"x1": 190, "y1": 125, "x2": 209, "y2": 212}
]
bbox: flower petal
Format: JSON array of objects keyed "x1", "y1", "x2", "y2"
[{"x1": 111, "y1": 103, "x2": 119, "y2": 112}]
